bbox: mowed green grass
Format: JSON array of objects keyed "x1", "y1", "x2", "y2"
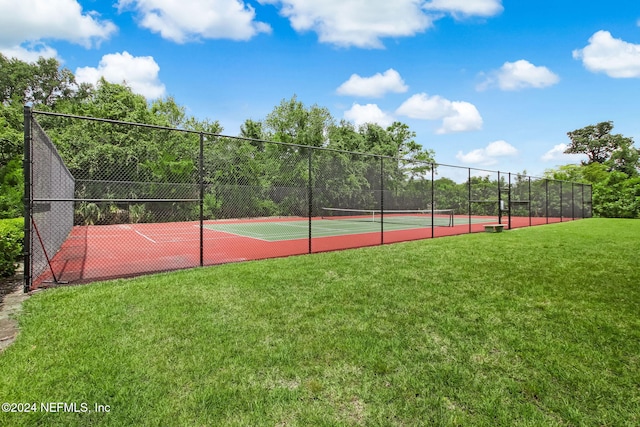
[{"x1": 0, "y1": 219, "x2": 638, "y2": 426}]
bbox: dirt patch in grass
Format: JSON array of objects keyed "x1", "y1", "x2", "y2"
[
  {"x1": 0, "y1": 271, "x2": 22, "y2": 305},
  {"x1": 0, "y1": 266, "x2": 29, "y2": 352}
]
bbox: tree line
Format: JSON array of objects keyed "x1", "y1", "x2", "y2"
[
  {"x1": 545, "y1": 121, "x2": 640, "y2": 218},
  {"x1": 1, "y1": 54, "x2": 638, "y2": 223}
]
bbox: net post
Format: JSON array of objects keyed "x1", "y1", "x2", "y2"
[
  {"x1": 23, "y1": 106, "x2": 32, "y2": 293},
  {"x1": 199, "y1": 133, "x2": 204, "y2": 267}
]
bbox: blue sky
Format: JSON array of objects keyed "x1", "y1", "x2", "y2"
[{"x1": 2, "y1": 0, "x2": 640, "y2": 176}]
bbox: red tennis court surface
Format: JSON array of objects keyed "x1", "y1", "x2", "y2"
[{"x1": 34, "y1": 215, "x2": 570, "y2": 288}]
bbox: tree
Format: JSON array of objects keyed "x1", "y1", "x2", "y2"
[
  {"x1": 0, "y1": 103, "x2": 22, "y2": 168},
  {"x1": 263, "y1": 95, "x2": 333, "y2": 147},
  {"x1": 565, "y1": 121, "x2": 639, "y2": 175},
  {"x1": 558, "y1": 121, "x2": 640, "y2": 217},
  {"x1": 0, "y1": 54, "x2": 78, "y2": 107}
]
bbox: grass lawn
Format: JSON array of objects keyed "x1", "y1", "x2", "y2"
[{"x1": 0, "y1": 218, "x2": 638, "y2": 426}]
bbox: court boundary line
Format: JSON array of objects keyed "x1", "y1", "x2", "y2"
[{"x1": 134, "y1": 228, "x2": 157, "y2": 243}]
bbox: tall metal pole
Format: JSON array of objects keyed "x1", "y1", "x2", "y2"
[
  {"x1": 545, "y1": 179, "x2": 549, "y2": 224},
  {"x1": 528, "y1": 176, "x2": 532, "y2": 226},
  {"x1": 571, "y1": 182, "x2": 575, "y2": 220},
  {"x1": 498, "y1": 171, "x2": 502, "y2": 225},
  {"x1": 199, "y1": 133, "x2": 204, "y2": 267},
  {"x1": 23, "y1": 106, "x2": 32, "y2": 293},
  {"x1": 431, "y1": 164, "x2": 435, "y2": 238},
  {"x1": 560, "y1": 181, "x2": 563, "y2": 222},
  {"x1": 308, "y1": 149, "x2": 312, "y2": 254},
  {"x1": 468, "y1": 168, "x2": 472, "y2": 233},
  {"x1": 507, "y1": 172, "x2": 512, "y2": 230},
  {"x1": 380, "y1": 157, "x2": 384, "y2": 245},
  {"x1": 582, "y1": 184, "x2": 585, "y2": 219}
]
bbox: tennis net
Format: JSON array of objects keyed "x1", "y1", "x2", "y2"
[{"x1": 321, "y1": 207, "x2": 454, "y2": 227}]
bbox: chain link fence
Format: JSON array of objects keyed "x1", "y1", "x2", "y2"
[{"x1": 24, "y1": 109, "x2": 593, "y2": 290}]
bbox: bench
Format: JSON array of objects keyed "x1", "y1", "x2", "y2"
[{"x1": 484, "y1": 224, "x2": 505, "y2": 233}]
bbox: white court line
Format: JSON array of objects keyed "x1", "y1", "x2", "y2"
[
  {"x1": 279, "y1": 221, "x2": 374, "y2": 234},
  {"x1": 133, "y1": 228, "x2": 157, "y2": 243},
  {"x1": 197, "y1": 225, "x2": 272, "y2": 242}
]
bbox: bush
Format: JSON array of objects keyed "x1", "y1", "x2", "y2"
[
  {"x1": 592, "y1": 173, "x2": 640, "y2": 218},
  {"x1": 0, "y1": 158, "x2": 24, "y2": 219},
  {"x1": 0, "y1": 218, "x2": 24, "y2": 277}
]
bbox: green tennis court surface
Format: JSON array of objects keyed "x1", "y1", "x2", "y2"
[{"x1": 204, "y1": 215, "x2": 490, "y2": 242}]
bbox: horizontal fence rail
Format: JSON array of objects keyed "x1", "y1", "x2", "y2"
[{"x1": 23, "y1": 108, "x2": 593, "y2": 291}]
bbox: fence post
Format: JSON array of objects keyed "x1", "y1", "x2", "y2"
[
  {"x1": 507, "y1": 172, "x2": 512, "y2": 229},
  {"x1": 308, "y1": 149, "x2": 312, "y2": 254},
  {"x1": 528, "y1": 176, "x2": 532, "y2": 226},
  {"x1": 199, "y1": 133, "x2": 204, "y2": 267},
  {"x1": 572, "y1": 182, "x2": 575, "y2": 220},
  {"x1": 560, "y1": 181, "x2": 563, "y2": 222},
  {"x1": 545, "y1": 179, "x2": 549, "y2": 224},
  {"x1": 468, "y1": 168, "x2": 471, "y2": 233},
  {"x1": 23, "y1": 106, "x2": 32, "y2": 293},
  {"x1": 580, "y1": 184, "x2": 585, "y2": 219},
  {"x1": 431, "y1": 164, "x2": 435, "y2": 238},
  {"x1": 380, "y1": 157, "x2": 384, "y2": 245},
  {"x1": 497, "y1": 171, "x2": 502, "y2": 225}
]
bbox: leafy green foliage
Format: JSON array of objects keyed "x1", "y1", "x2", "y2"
[
  {"x1": 0, "y1": 53, "x2": 82, "y2": 110},
  {"x1": 0, "y1": 158, "x2": 23, "y2": 219},
  {"x1": 0, "y1": 103, "x2": 23, "y2": 167},
  {"x1": 565, "y1": 121, "x2": 640, "y2": 175},
  {"x1": 75, "y1": 202, "x2": 101, "y2": 225},
  {"x1": 592, "y1": 172, "x2": 640, "y2": 218},
  {"x1": 0, "y1": 217, "x2": 23, "y2": 276},
  {"x1": 546, "y1": 121, "x2": 640, "y2": 218}
]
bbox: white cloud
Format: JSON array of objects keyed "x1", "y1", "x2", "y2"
[
  {"x1": 541, "y1": 143, "x2": 588, "y2": 163},
  {"x1": 478, "y1": 60, "x2": 560, "y2": 91},
  {"x1": 259, "y1": 0, "x2": 433, "y2": 48},
  {"x1": 440, "y1": 101, "x2": 483, "y2": 134},
  {"x1": 423, "y1": 0, "x2": 503, "y2": 17},
  {"x1": 0, "y1": 0, "x2": 116, "y2": 59},
  {"x1": 117, "y1": 0, "x2": 271, "y2": 43},
  {"x1": 344, "y1": 103, "x2": 394, "y2": 127},
  {"x1": 395, "y1": 93, "x2": 483, "y2": 134},
  {"x1": 456, "y1": 140, "x2": 518, "y2": 166},
  {"x1": 573, "y1": 30, "x2": 640, "y2": 78},
  {"x1": 0, "y1": 43, "x2": 59, "y2": 62},
  {"x1": 76, "y1": 52, "x2": 166, "y2": 99},
  {"x1": 259, "y1": 0, "x2": 502, "y2": 48},
  {"x1": 337, "y1": 69, "x2": 408, "y2": 97}
]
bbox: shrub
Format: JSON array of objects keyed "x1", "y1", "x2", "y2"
[
  {"x1": 0, "y1": 158, "x2": 24, "y2": 219},
  {"x1": 0, "y1": 218, "x2": 24, "y2": 277}
]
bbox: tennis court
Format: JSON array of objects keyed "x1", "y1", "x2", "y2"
[
  {"x1": 25, "y1": 110, "x2": 591, "y2": 290},
  {"x1": 32, "y1": 212, "x2": 559, "y2": 287},
  {"x1": 204, "y1": 208, "x2": 458, "y2": 241}
]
